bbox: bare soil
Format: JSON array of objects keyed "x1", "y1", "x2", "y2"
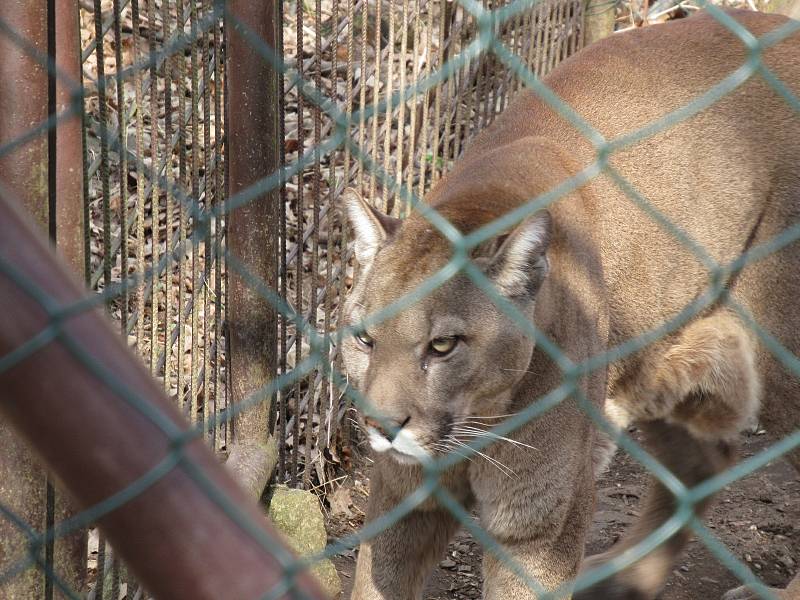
[{"x1": 325, "y1": 431, "x2": 799, "y2": 599}]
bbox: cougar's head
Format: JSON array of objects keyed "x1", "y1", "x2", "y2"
[{"x1": 340, "y1": 189, "x2": 552, "y2": 465}]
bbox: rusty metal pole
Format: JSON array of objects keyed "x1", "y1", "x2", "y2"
[
  {"x1": 224, "y1": 0, "x2": 281, "y2": 499},
  {"x1": 0, "y1": 1, "x2": 86, "y2": 596},
  {"x1": 0, "y1": 3, "x2": 53, "y2": 597},
  {"x1": 0, "y1": 195, "x2": 325, "y2": 600},
  {"x1": 51, "y1": 0, "x2": 88, "y2": 596},
  {"x1": 583, "y1": 0, "x2": 615, "y2": 46},
  {"x1": 54, "y1": 0, "x2": 85, "y2": 275}
]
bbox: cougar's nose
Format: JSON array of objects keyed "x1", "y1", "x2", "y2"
[{"x1": 364, "y1": 415, "x2": 411, "y2": 442}]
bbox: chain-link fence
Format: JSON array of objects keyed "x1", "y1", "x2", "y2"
[{"x1": 0, "y1": 0, "x2": 799, "y2": 598}]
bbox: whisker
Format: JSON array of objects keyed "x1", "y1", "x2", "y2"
[
  {"x1": 456, "y1": 431, "x2": 539, "y2": 452},
  {"x1": 452, "y1": 420, "x2": 520, "y2": 429},
  {"x1": 451, "y1": 412, "x2": 521, "y2": 421},
  {"x1": 450, "y1": 426, "x2": 539, "y2": 452},
  {"x1": 431, "y1": 442, "x2": 475, "y2": 464},
  {"x1": 449, "y1": 439, "x2": 517, "y2": 479}
]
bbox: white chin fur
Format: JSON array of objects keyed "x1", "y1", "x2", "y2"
[{"x1": 367, "y1": 426, "x2": 430, "y2": 463}]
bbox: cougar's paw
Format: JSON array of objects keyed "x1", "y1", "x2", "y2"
[
  {"x1": 721, "y1": 584, "x2": 790, "y2": 600},
  {"x1": 573, "y1": 577, "x2": 649, "y2": 600},
  {"x1": 572, "y1": 554, "x2": 649, "y2": 600}
]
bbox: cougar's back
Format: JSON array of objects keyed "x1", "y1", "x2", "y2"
[{"x1": 462, "y1": 9, "x2": 800, "y2": 457}]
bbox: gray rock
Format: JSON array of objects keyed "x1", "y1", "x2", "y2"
[{"x1": 266, "y1": 485, "x2": 342, "y2": 598}]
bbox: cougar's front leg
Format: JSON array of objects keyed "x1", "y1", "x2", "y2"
[
  {"x1": 480, "y1": 498, "x2": 591, "y2": 599},
  {"x1": 473, "y1": 448, "x2": 595, "y2": 599},
  {"x1": 351, "y1": 461, "x2": 461, "y2": 600}
]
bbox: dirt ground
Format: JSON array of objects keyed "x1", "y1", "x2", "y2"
[{"x1": 325, "y1": 430, "x2": 799, "y2": 599}]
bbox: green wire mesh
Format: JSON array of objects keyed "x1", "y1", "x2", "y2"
[{"x1": 1, "y1": 1, "x2": 799, "y2": 598}]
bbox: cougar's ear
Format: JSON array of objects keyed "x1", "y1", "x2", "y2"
[
  {"x1": 342, "y1": 188, "x2": 402, "y2": 265},
  {"x1": 486, "y1": 211, "x2": 552, "y2": 299}
]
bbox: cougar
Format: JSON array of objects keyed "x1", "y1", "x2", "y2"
[{"x1": 340, "y1": 10, "x2": 800, "y2": 600}]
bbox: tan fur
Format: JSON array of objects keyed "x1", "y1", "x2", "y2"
[{"x1": 342, "y1": 10, "x2": 800, "y2": 600}]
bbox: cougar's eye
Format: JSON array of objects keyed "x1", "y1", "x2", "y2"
[
  {"x1": 355, "y1": 331, "x2": 374, "y2": 349},
  {"x1": 429, "y1": 336, "x2": 458, "y2": 357}
]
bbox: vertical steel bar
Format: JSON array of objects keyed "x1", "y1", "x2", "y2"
[
  {"x1": 146, "y1": 0, "x2": 160, "y2": 387},
  {"x1": 570, "y1": 1, "x2": 583, "y2": 55},
  {"x1": 202, "y1": 0, "x2": 213, "y2": 444},
  {"x1": 543, "y1": 0, "x2": 556, "y2": 74},
  {"x1": 368, "y1": 0, "x2": 383, "y2": 200},
  {"x1": 175, "y1": 0, "x2": 188, "y2": 409},
  {"x1": 292, "y1": 0, "x2": 305, "y2": 487},
  {"x1": 221, "y1": 2, "x2": 230, "y2": 452},
  {"x1": 393, "y1": 0, "x2": 409, "y2": 216},
  {"x1": 439, "y1": 2, "x2": 457, "y2": 178},
  {"x1": 342, "y1": 0, "x2": 355, "y2": 190},
  {"x1": 322, "y1": 0, "x2": 339, "y2": 458},
  {"x1": 463, "y1": 18, "x2": 481, "y2": 141},
  {"x1": 337, "y1": 0, "x2": 357, "y2": 451},
  {"x1": 132, "y1": 0, "x2": 148, "y2": 357},
  {"x1": 381, "y1": 0, "x2": 397, "y2": 211},
  {"x1": 558, "y1": 1, "x2": 566, "y2": 59},
  {"x1": 481, "y1": 0, "x2": 497, "y2": 127},
  {"x1": 78, "y1": 50, "x2": 116, "y2": 591},
  {"x1": 213, "y1": 0, "x2": 226, "y2": 457},
  {"x1": 451, "y1": 4, "x2": 471, "y2": 165},
  {"x1": 277, "y1": 0, "x2": 288, "y2": 481},
  {"x1": 513, "y1": 4, "x2": 532, "y2": 94},
  {"x1": 523, "y1": 1, "x2": 537, "y2": 77},
  {"x1": 501, "y1": 0, "x2": 516, "y2": 112},
  {"x1": 304, "y1": 0, "x2": 324, "y2": 488},
  {"x1": 356, "y1": 0, "x2": 369, "y2": 190},
  {"x1": 189, "y1": 0, "x2": 201, "y2": 425},
  {"x1": 417, "y1": 3, "x2": 433, "y2": 198},
  {"x1": 113, "y1": 0, "x2": 129, "y2": 329},
  {"x1": 92, "y1": 0, "x2": 113, "y2": 301},
  {"x1": 501, "y1": 3, "x2": 522, "y2": 102},
  {"x1": 549, "y1": 0, "x2": 566, "y2": 72},
  {"x1": 403, "y1": 0, "x2": 421, "y2": 217},
  {"x1": 535, "y1": 2, "x2": 551, "y2": 78},
  {"x1": 564, "y1": 2, "x2": 577, "y2": 59},
  {"x1": 81, "y1": 33, "x2": 92, "y2": 286},
  {"x1": 162, "y1": 0, "x2": 175, "y2": 400},
  {"x1": 431, "y1": 0, "x2": 447, "y2": 184},
  {"x1": 226, "y1": 0, "x2": 281, "y2": 496},
  {"x1": 487, "y1": 0, "x2": 503, "y2": 125}
]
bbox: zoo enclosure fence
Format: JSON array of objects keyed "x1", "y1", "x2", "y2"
[{"x1": 0, "y1": 0, "x2": 798, "y2": 599}]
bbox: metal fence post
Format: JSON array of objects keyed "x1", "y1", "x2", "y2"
[
  {"x1": 0, "y1": 1, "x2": 86, "y2": 597},
  {"x1": 583, "y1": 0, "x2": 616, "y2": 46},
  {"x1": 0, "y1": 3, "x2": 56, "y2": 597},
  {"x1": 54, "y1": 0, "x2": 85, "y2": 278},
  {"x1": 51, "y1": 0, "x2": 88, "y2": 595},
  {"x1": 224, "y1": 0, "x2": 281, "y2": 500}
]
